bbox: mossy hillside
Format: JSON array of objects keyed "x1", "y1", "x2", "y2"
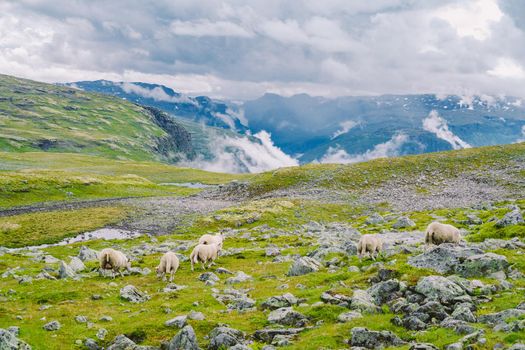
[
  {"x1": 246, "y1": 142, "x2": 525, "y2": 196},
  {"x1": 0, "y1": 74, "x2": 186, "y2": 162}
]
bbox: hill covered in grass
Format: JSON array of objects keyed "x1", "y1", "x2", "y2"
[{"x1": 0, "y1": 74, "x2": 196, "y2": 163}]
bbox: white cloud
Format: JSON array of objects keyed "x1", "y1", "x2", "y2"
[
  {"x1": 516, "y1": 125, "x2": 525, "y2": 143},
  {"x1": 120, "y1": 82, "x2": 195, "y2": 104},
  {"x1": 180, "y1": 130, "x2": 298, "y2": 173},
  {"x1": 170, "y1": 20, "x2": 253, "y2": 38},
  {"x1": 331, "y1": 120, "x2": 358, "y2": 139},
  {"x1": 319, "y1": 133, "x2": 408, "y2": 164},
  {"x1": 422, "y1": 110, "x2": 471, "y2": 149},
  {"x1": 487, "y1": 58, "x2": 525, "y2": 79},
  {"x1": 434, "y1": 0, "x2": 503, "y2": 40}
]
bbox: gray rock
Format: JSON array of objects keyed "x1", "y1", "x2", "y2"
[
  {"x1": 337, "y1": 311, "x2": 362, "y2": 322},
  {"x1": 478, "y1": 308, "x2": 525, "y2": 326},
  {"x1": 78, "y1": 246, "x2": 98, "y2": 261},
  {"x1": 287, "y1": 257, "x2": 321, "y2": 276},
  {"x1": 495, "y1": 209, "x2": 524, "y2": 228},
  {"x1": 106, "y1": 334, "x2": 156, "y2": 350},
  {"x1": 168, "y1": 325, "x2": 200, "y2": 350},
  {"x1": 265, "y1": 247, "x2": 281, "y2": 257},
  {"x1": 367, "y1": 279, "x2": 400, "y2": 305},
  {"x1": 96, "y1": 328, "x2": 108, "y2": 340},
  {"x1": 268, "y1": 307, "x2": 308, "y2": 327},
  {"x1": 99, "y1": 315, "x2": 112, "y2": 322},
  {"x1": 216, "y1": 267, "x2": 233, "y2": 275},
  {"x1": 261, "y1": 293, "x2": 298, "y2": 310},
  {"x1": 320, "y1": 292, "x2": 351, "y2": 307},
  {"x1": 509, "y1": 344, "x2": 525, "y2": 350},
  {"x1": 75, "y1": 315, "x2": 88, "y2": 323},
  {"x1": 451, "y1": 304, "x2": 476, "y2": 323},
  {"x1": 350, "y1": 327, "x2": 406, "y2": 349},
  {"x1": 198, "y1": 272, "x2": 219, "y2": 283},
  {"x1": 408, "y1": 244, "x2": 483, "y2": 274},
  {"x1": 253, "y1": 328, "x2": 304, "y2": 344},
  {"x1": 440, "y1": 318, "x2": 478, "y2": 335},
  {"x1": 349, "y1": 290, "x2": 382, "y2": 313},
  {"x1": 409, "y1": 343, "x2": 439, "y2": 350},
  {"x1": 0, "y1": 328, "x2": 32, "y2": 349},
  {"x1": 226, "y1": 271, "x2": 253, "y2": 284},
  {"x1": 43, "y1": 321, "x2": 61, "y2": 331},
  {"x1": 58, "y1": 261, "x2": 77, "y2": 279},
  {"x1": 208, "y1": 326, "x2": 245, "y2": 350},
  {"x1": 120, "y1": 285, "x2": 150, "y2": 303},
  {"x1": 84, "y1": 338, "x2": 100, "y2": 350},
  {"x1": 415, "y1": 276, "x2": 466, "y2": 304},
  {"x1": 365, "y1": 213, "x2": 385, "y2": 225},
  {"x1": 165, "y1": 315, "x2": 187, "y2": 328},
  {"x1": 68, "y1": 257, "x2": 86, "y2": 272},
  {"x1": 454, "y1": 253, "x2": 509, "y2": 278},
  {"x1": 393, "y1": 217, "x2": 416, "y2": 229}
]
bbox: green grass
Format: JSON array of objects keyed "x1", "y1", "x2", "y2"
[{"x1": 0, "y1": 206, "x2": 128, "y2": 247}]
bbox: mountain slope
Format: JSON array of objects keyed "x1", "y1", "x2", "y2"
[
  {"x1": 66, "y1": 80, "x2": 248, "y2": 132},
  {"x1": 0, "y1": 74, "x2": 195, "y2": 163}
]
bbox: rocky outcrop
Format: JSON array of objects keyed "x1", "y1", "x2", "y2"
[{"x1": 350, "y1": 327, "x2": 405, "y2": 349}]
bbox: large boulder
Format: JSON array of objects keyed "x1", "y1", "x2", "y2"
[
  {"x1": 165, "y1": 316, "x2": 188, "y2": 329},
  {"x1": 42, "y1": 321, "x2": 61, "y2": 331},
  {"x1": 68, "y1": 257, "x2": 86, "y2": 273},
  {"x1": 478, "y1": 308, "x2": 525, "y2": 326},
  {"x1": 415, "y1": 276, "x2": 466, "y2": 304},
  {"x1": 261, "y1": 293, "x2": 299, "y2": 310},
  {"x1": 393, "y1": 217, "x2": 416, "y2": 229},
  {"x1": 350, "y1": 327, "x2": 405, "y2": 349},
  {"x1": 253, "y1": 328, "x2": 304, "y2": 344},
  {"x1": 0, "y1": 328, "x2": 32, "y2": 350},
  {"x1": 454, "y1": 253, "x2": 509, "y2": 278},
  {"x1": 287, "y1": 257, "x2": 321, "y2": 276},
  {"x1": 267, "y1": 307, "x2": 308, "y2": 327},
  {"x1": 78, "y1": 246, "x2": 98, "y2": 262},
  {"x1": 168, "y1": 325, "x2": 200, "y2": 350},
  {"x1": 408, "y1": 244, "x2": 483, "y2": 274},
  {"x1": 58, "y1": 261, "x2": 77, "y2": 279},
  {"x1": 106, "y1": 334, "x2": 158, "y2": 350},
  {"x1": 208, "y1": 326, "x2": 245, "y2": 350},
  {"x1": 226, "y1": 271, "x2": 253, "y2": 284},
  {"x1": 367, "y1": 279, "x2": 401, "y2": 305},
  {"x1": 495, "y1": 209, "x2": 524, "y2": 228},
  {"x1": 120, "y1": 285, "x2": 150, "y2": 303}
]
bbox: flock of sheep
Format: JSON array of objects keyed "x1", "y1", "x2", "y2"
[
  {"x1": 98, "y1": 222, "x2": 460, "y2": 280},
  {"x1": 98, "y1": 233, "x2": 224, "y2": 281}
]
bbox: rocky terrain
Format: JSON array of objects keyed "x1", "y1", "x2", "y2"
[{"x1": 0, "y1": 143, "x2": 525, "y2": 349}]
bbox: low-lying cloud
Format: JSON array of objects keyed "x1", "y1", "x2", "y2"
[
  {"x1": 319, "y1": 132, "x2": 408, "y2": 164},
  {"x1": 331, "y1": 120, "x2": 358, "y2": 139},
  {"x1": 121, "y1": 82, "x2": 194, "y2": 104},
  {"x1": 180, "y1": 130, "x2": 298, "y2": 173},
  {"x1": 422, "y1": 110, "x2": 471, "y2": 150}
]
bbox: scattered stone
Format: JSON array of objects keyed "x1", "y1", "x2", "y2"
[
  {"x1": 168, "y1": 325, "x2": 200, "y2": 350},
  {"x1": 495, "y1": 209, "x2": 524, "y2": 228},
  {"x1": 451, "y1": 304, "x2": 476, "y2": 323},
  {"x1": 198, "y1": 272, "x2": 219, "y2": 283},
  {"x1": 349, "y1": 290, "x2": 382, "y2": 313},
  {"x1": 188, "y1": 311, "x2": 205, "y2": 321},
  {"x1": 91, "y1": 294, "x2": 102, "y2": 300},
  {"x1": 268, "y1": 307, "x2": 308, "y2": 327},
  {"x1": 163, "y1": 284, "x2": 187, "y2": 293},
  {"x1": 366, "y1": 213, "x2": 385, "y2": 225},
  {"x1": 84, "y1": 338, "x2": 100, "y2": 350},
  {"x1": 261, "y1": 293, "x2": 299, "y2": 310},
  {"x1": 409, "y1": 343, "x2": 439, "y2": 350},
  {"x1": 393, "y1": 217, "x2": 416, "y2": 229},
  {"x1": 408, "y1": 244, "x2": 483, "y2": 274},
  {"x1": 75, "y1": 315, "x2": 88, "y2": 323},
  {"x1": 43, "y1": 320, "x2": 61, "y2": 331},
  {"x1": 96, "y1": 328, "x2": 107, "y2": 340},
  {"x1": 216, "y1": 267, "x2": 233, "y2": 275},
  {"x1": 478, "y1": 308, "x2": 525, "y2": 326},
  {"x1": 454, "y1": 253, "x2": 509, "y2": 278},
  {"x1": 226, "y1": 271, "x2": 253, "y2": 284},
  {"x1": 208, "y1": 326, "x2": 245, "y2": 350},
  {"x1": 120, "y1": 285, "x2": 150, "y2": 303},
  {"x1": 99, "y1": 315, "x2": 113, "y2": 322},
  {"x1": 0, "y1": 327, "x2": 32, "y2": 350},
  {"x1": 165, "y1": 315, "x2": 187, "y2": 328},
  {"x1": 253, "y1": 328, "x2": 304, "y2": 344},
  {"x1": 265, "y1": 246, "x2": 281, "y2": 257},
  {"x1": 68, "y1": 257, "x2": 86, "y2": 272},
  {"x1": 350, "y1": 327, "x2": 406, "y2": 349},
  {"x1": 415, "y1": 276, "x2": 466, "y2": 304},
  {"x1": 367, "y1": 279, "x2": 401, "y2": 305},
  {"x1": 58, "y1": 261, "x2": 77, "y2": 279},
  {"x1": 78, "y1": 246, "x2": 98, "y2": 261},
  {"x1": 287, "y1": 257, "x2": 322, "y2": 276}
]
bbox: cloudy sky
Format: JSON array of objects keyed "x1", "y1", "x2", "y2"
[{"x1": 1, "y1": 0, "x2": 525, "y2": 99}]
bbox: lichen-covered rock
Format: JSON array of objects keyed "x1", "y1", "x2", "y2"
[
  {"x1": 267, "y1": 307, "x2": 308, "y2": 327},
  {"x1": 261, "y1": 293, "x2": 299, "y2": 310},
  {"x1": 226, "y1": 271, "x2": 252, "y2": 284},
  {"x1": 253, "y1": 328, "x2": 304, "y2": 344},
  {"x1": 350, "y1": 327, "x2": 406, "y2": 349},
  {"x1": 198, "y1": 272, "x2": 219, "y2": 283},
  {"x1": 287, "y1": 257, "x2": 321, "y2": 276},
  {"x1": 451, "y1": 304, "x2": 476, "y2": 323},
  {"x1": 208, "y1": 326, "x2": 245, "y2": 350},
  {"x1": 367, "y1": 279, "x2": 401, "y2": 305},
  {"x1": 0, "y1": 327, "x2": 32, "y2": 349},
  {"x1": 415, "y1": 276, "x2": 465, "y2": 304},
  {"x1": 58, "y1": 261, "x2": 77, "y2": 279},
  {"x1": 165, "y1": 315, "x2": 187, "y2": 328},
  {"x1": 495, "y1": 209, "x2": 524, "y2": 228},
  {"x1": 107, "y1": 334, "x2": 158, "y2": 350},
  {"x1": 408, "y1": 244, "x2": 483, "y2": 274},
  {"x1": 349, "y1": 290, "x2": 382, "y2": 313},
  {"x1": 78, "y1": 246, "x2": 98, "y2": 262},
  {"x1": 68, "y1": 257, "x2": 86, "y2": 272},
  {"x1": 409, "y1": 343, "x2": 439, "y2": 350},
  {"x1": 365, "y1": 213, "x2": 385, "y2": 225},
  {"x1": 454, "y1": 253, "x2": 509, "y2": 278},
  {"x1": 393, "y1": 217, "x2": 416, "y2": 229},
  {"x1": 478, "y1": 308, "x2": 525, "y2": 326},
  {"x1": 337, "y1": 311, "x2": 362, "y2": 323},
  {"x1": 168, "y1": 325, "x2": 200, "y2": 350},
  {"x1": 120, "y1": 285, "x2": 150, "y2": 303},
  {"x1": 42, "y1": 321, "x2": 60, "y2": 331}
]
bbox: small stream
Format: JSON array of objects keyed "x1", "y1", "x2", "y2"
[{"x1": 159, "y1": 182, "x2": 216, "y2": 189}]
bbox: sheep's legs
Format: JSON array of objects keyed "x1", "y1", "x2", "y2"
[{"x1": 169, "y1": 272, "x2": 174, "y2": 282}]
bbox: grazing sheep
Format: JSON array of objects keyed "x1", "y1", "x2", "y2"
[
  {"x1": 98, "y1": 248, "x2": 131, "y2": 278},
  {"x1": 357, "y1": 234, "x2": 383, "y2": 260},
  {"x1": 198, "y1": 233, "x2": 224, "y2": 252},
  {"x1": 425, "y1": 222, "x2": 461, "y2": 246},
  {"x1": 189, "y1": 243, "x2": 219, "y2": 271},
  {"x1": 156, "y1": 252, "x2": 180, "y2": 282}
]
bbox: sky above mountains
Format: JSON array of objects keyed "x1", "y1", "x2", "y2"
[{"x1": 1, "y1": 0, "x2": 525, "y2": 100}]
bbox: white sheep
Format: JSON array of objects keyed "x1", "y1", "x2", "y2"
[
  {"x1": 198, "y1": 233, "x2": 224, "y2": 252},
  {"x1": 156, "y1": 252, "x2": 180, "y2": 282},
  {"x1": 189, "y1": 243, "x2": 219, "y2": 271},
  {"x1": 425, "y1": 222, "x2": 461, "y2": 246},
  {"x1": 357, "y1": 234, "x2": 383, "y2": 260},
  {"x1": 99, "y1": 248, "x2": 131, "y2": 278}
]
